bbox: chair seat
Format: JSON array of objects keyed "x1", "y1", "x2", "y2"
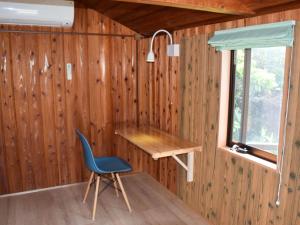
[{"x1": 94, "y1": 156, "x2": 132, "y2": 174}]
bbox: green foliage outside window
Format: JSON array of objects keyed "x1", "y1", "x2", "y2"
[{"x1": 232, "y1": 47, "x2": 285, "y2": 154}]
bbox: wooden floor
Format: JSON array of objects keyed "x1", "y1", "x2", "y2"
[{"x1": 0, "y1": 173, "x2": 209, "y2": 225}]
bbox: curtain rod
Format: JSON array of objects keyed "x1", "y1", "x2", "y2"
[{"x1": 0, "y1": 29, "x2": 135, "y2": 38}]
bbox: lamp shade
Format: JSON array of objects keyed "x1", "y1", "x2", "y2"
[{"x1": 146, "y1": 50, "x2": 155, "y2": 63}]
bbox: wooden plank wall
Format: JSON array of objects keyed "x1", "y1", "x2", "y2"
[
  {"x1": 0, "y1": 7, "x2": 136, "y2": 194},
  {"x1": 137, "y1": 8, "x2": 300, "y2": 225},
  {"x1": 1, "y1": 6, "x2": 300, "y2": 225},
  {"x1": 112, "y1": 36, "x2": 178, "y2": 193}
]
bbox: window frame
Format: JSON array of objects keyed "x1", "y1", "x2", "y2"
[{"x1": 227, "y1": 49, "x2": 278, "y2": 163}]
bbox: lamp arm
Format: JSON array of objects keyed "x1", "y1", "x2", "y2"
[{"x1": 149, "y1": 29, "x2": 173, "y2": 52}]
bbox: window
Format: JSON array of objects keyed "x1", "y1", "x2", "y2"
[{"x1": 227, "y1": 47, "x2": 286, "y2": 163}]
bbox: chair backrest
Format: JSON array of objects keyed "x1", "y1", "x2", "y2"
[{"x1": 76, "y1": 129, "x2": 100, "y2": 173}]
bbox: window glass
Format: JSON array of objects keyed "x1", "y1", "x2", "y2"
[
  {"x1": 230, "y1": 47, "x2": 286, "y2": 156},
  {"x1": 232, "y1": 50, "x2": 245, "y2": 142}
]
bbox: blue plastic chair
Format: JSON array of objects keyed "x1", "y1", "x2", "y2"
[{"x1": 76, "y1": 129, "x2": 132, "y2": 220}]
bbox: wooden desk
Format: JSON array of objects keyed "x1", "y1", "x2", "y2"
[
  {"x1": 115, "y1": 126, "x2": 202, "y2": 159},
  {"x1": 115, "y1": 125, "x2": 202, "y2": 182}
]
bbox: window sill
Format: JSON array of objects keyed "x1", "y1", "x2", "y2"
[{"x1": 218, "y1": 146, "x2": 277, "y2": 171}]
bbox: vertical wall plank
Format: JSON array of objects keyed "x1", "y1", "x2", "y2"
[
  {"x1": 51, "y1": 31, "x2": 69, "y2": 184},
  {"x1": 24, "y1": 34, "x2": 47, "y2": 189},
  {"x1": 0, "y1": 32, "x2": 23, "y2": 193},
  {"x1": 0, "y1": 35, "x2": 8, "y2": 193},
  {"x1": 38, "y1": 32, "x2": 59, "y2": 187},
  {"x1": 73, "y1": 8, "x2": 91, "y2": 180},
  {"x1": 10, "y1": 32, "x2": 36, "y2": 190}
]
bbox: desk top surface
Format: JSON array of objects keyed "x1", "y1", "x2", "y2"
[{"x1": 115, "y1": 125, "x2": 202, "y2": 159}]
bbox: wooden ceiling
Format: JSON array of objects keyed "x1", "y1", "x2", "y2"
[{"x1": 77, "y1": 0, "x2": 300, "y2": 35}]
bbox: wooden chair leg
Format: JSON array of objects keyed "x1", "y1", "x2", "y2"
[
  {"x1": 111, "y1": 173, "x2": 119, "y2": 197},
  {"x1": 116, "y1": 173, "x2": 132, "y2": 213},
  {"x1": 92, "y1": 175, "x2": 100, "y2": 221},
  {"x1": 83, "y1": 172, "x2": 94, "y2": 203}
]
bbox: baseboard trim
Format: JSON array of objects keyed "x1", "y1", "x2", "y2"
[
  {"x1": 0, "y1": 182, "x2": 86, "y2": 198},
  {"x1": 0, "y1": 172, "x2": 141, "y2": 198}
]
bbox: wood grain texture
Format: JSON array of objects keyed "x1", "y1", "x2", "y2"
[
  {"x1": 135, "y1": 8, "x2": 300, "y2": 225},
  {"x1": 77, "y1": 0, "x2": 300, "y2": 35},
  {"x1": 1, "y1": 5, "x2": 300, "y2": 225},
  {"x1": 0, "y1": 173, "x2": 210, "y2": 225},
  {"x1": 115, "y1": 125, "x2": 202, "y2": 159},
  {"x1": 0, "y1": 7, "x2": 136, "y2": 194},
  {"x1": 112, "y1": 29, "x2": 179, "y2": 193},
  {"x1": 113, "y1": 0, "x2": 254, "y2": 15}
]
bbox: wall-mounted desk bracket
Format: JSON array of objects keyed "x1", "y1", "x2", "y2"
[
  {"x1": 171, "y1": 152, "x2": 194, "y2": 182},
  {"x1": 115, "y1": 125, "x2": 200, "y2": 183}
]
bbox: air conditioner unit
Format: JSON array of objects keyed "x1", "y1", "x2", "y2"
[{"x1": 0, "y1": 0, "x2": 74, "y2": 27}]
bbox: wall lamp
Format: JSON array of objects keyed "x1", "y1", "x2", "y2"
[{"x1": 146, "y1": 29, "x2": 180, "y2": 63}]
